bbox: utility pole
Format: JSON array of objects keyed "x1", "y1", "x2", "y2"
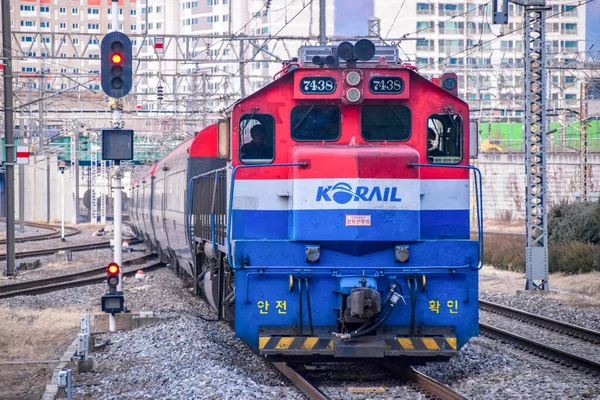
[
  {"x1": 319, "y1": 0, "x2": 326, "y2": 45},
  {"x1": 3, "y1": 0, "x2": 16, "y2": 276},
  {"x1": 239, "y1": 37, "x2": 246, "y2": 98},
  {"x1": 494, "y1": 0, "x2": 550, "y2": 291},
  {"x1": 74, "y1": 126, "x2": 81, "y2": 224},
  {"x1": 40, "y1": 66, "x2": 50, "y2": 223},
  {"x1": 580, "y1": 81, "x2": 589, "y2": 202},
  {"x1": 110, "y1": 0, "x2": 123, "y2": 333},
  {"x1": 18, "y1": 118, "x2": 24, "y2": 233}
]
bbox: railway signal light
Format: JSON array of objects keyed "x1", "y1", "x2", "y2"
[
  {"x1": 102, "y1": 262, "x2": 124, "y2": 314},
  {"x1": 106, "y1": 262, "x2": 120, "y2": 293},
  {"x1": 101, "y1": 31, "x2": 132, "y2": 98}
]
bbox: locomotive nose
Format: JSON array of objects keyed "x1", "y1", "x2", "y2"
[{"x1": 289, "y1": 145, "x2": 421, "y2": 248}]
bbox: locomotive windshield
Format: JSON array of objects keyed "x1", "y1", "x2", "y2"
[
  {"x1": 361, "y1": 105, "x2": 411, "y2": 141},
  {"x1": 427, "y1": 114, "x2": 463, "y2": 164},
  {"x1": 239, "y1": 114, "x2": 275, "y2": 163},
  {"x1": 291, "y1": 105, "x2": 340, "y2": 141}
]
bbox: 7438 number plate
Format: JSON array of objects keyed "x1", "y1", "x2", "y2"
[
  {"x1": 369, "y1": 77, "x2": 404, "y2": 94},
  {"x1": 300, "y1": 77, "x2": 337, "y2": 94}
]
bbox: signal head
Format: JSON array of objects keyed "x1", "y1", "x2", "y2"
[
  {"x1": 101, "y1": 32, "x2": 132, "y2": 98},
  {"x1": 337, "y1": 41, "x2": 355, "y2": 61},
  {"x1": 354, "y1": 39, "x2": 376, "y2": 61}
]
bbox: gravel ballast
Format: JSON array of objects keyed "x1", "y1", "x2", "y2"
[{"x1": 73, "y1": 268, "x2": 302, "y2": 400}]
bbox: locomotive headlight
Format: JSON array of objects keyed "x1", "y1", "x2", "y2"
[
  {"x1": 346, "y1": 87, "x2": 361, "y2": 102},
  {"x1": 346, "y1": 71, "x2": 361, "y2": 86}
]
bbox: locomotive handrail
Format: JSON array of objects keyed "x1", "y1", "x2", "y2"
[
  {"x1": 227, "y1": 162, "x2": 308, "y2": 270},
  {"x1": 408, "y1": 163, "x2": 484, "y2": 271},
  {"x1": 188, "y1": 167, "x2": 228, "y2": 257}
]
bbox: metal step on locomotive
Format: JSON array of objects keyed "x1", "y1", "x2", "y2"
[{"x1": 130, "y1": 38, "x2": 484, "y2": 363}]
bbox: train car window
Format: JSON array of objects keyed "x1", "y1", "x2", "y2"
[
  {"x1": 290, "y1": 105, "x2": 340, "y2": 141},
  {"x1": 239, "y1": 114, "x2": 275, "y2": 163},
  {"x1": 361, "y1": 105, "x2": 411, "y2": 141},
  {"x1": 427, "y1": 114, "x2": 463, "y2": 164}
]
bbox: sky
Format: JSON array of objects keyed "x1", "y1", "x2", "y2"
[
  {"x1": 334, "y1": 0, "x2": 374, "y2": 36},
  {"x1": 587, "y1": 1, "x2": 600, "y2": 50}
]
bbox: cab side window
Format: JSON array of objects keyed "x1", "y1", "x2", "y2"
[
  {"x1": 427, "y1": 114, "x2": 463, "y2": 164},
  {"x1": 239, "y1": 114, "x2": 275, "y2": 163}
]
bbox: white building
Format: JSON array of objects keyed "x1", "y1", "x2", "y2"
[
  {"x1": 374, "y1": 0, "x2": 586, "y2": 117},
  {"x1": 135, "y1": 0, "x2": 335, "y2": 134}
]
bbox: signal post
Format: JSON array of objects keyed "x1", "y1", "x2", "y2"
[{"x1": 100, "y1": 0, "x2": 134, "y2": 331}]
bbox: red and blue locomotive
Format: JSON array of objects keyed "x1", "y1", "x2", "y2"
[{"x1": 130, "y1": 39, "x2": 483, "y2": 362}]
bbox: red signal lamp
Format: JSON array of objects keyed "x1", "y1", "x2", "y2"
[
  {"x1": 107, "y1": 262, "x2": 120, "y2": 275},
  {"x1": 111, "y1": 53, "x2": 123, "y2": 64}
]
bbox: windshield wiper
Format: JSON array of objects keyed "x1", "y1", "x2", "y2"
[
  {"x1": 292, "y1": 105, "x2": 315, "y2": 133},
  {"x1": 386, "y1": 105, "x2": 410, "y2": 128}
]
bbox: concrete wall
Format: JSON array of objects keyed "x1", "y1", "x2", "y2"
[
  {"x1": 14, "y1": 155, "x2": 73, "y2": 223},
  {"x1": 473, "y1": 152, "x2": 600, "y2": 220}
]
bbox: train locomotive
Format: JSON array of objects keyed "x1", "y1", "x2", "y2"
[{"x1": 130, "y1": 39, "x2": 483, "y2": 363}]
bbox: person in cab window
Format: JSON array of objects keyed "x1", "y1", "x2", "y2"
[
  {"x1": 241, "y1": 124, "x2": 272, "y2": 160},
  {"x1": 427, "y1": 128, "x2": 445, "y2": 157}
]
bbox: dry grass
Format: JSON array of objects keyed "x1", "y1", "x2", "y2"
[
  {"x1": 483, "y1": 218, "x2": 526, "y2": 233},
  {"x1": 0, "y1": 307, "x2": 83, "y2": 361},
  {"x1": 480, "y1": 266, "x2": 600, "y2": 307}
]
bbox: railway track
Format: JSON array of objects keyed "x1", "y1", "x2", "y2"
[
  {"x1": 0, "y1": 220, "x2": 80, "y2": 244},
  {"x1": 480, "y1": 323, "x2": 600, "y2": 373},
  {"x1": 480, "y1": 301, "x2": 600, "y2": 373},
  {"x1": 273, "y1": 362, "x2": 466, "y2": 400},
  {"x1": 480, "y1": 300, "x2": 600, "y2": 345},
  {"x1": 0, "y1": 253, "x2": 161, "y2": 299},
  {"x1": 0, "y1": 238, "x2": 140, "y2": 260}
]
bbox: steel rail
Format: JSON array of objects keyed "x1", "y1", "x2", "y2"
[
  {"x1": 480, "y1": 323, "x2": 600, "y2": 373},
  {"x1": 0, "y1": 238, "x2": 141, "y2": 260},
  {"x1": 0, "y1": 260, "x2": 163, "y2": 299},
  {"x1": 0, "y1": 219, "x2": 81, "y2": 244},
  {"x1": 0, "y1": 253, "x2": 154, "y2": 295},
  {"x1": 271, "y1": 363, "x2": 330, "y2": 400},
  {"x1": 480, "y1": 300, "x2": 600, "y2": 344},
  {"x1": 384, "y1": 363, "x2": 467, "y2": 400}
]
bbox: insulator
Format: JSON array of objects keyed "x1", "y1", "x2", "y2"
[{"x1": 530, "y1": 124, "x2": 539, "y2": 133}]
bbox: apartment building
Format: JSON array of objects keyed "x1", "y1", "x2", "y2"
[
  {"x1": 135, "y1": 0, "x2": 334, "y2": 132},
  {"x1": 374, "y1": 0, "x2": 586, "y2": 117},
  {"x1": 6, "y1": 0, "x2": 139, "y2": 144}
]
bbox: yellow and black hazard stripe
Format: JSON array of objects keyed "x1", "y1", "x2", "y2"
[
  {"x1": 384, "y1": 337, "x2": 457, "y2": 352},
  {"x1": 259, "y1": 336, "x2": 334, "y2": 353}
]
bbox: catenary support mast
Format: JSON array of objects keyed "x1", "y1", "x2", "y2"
[
  {"x1": 494, "y1": 0, "x2": 550, "y2": 290},
  {"x1": 3, "y1": 0, "x2": 16, "y2": 276}
]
